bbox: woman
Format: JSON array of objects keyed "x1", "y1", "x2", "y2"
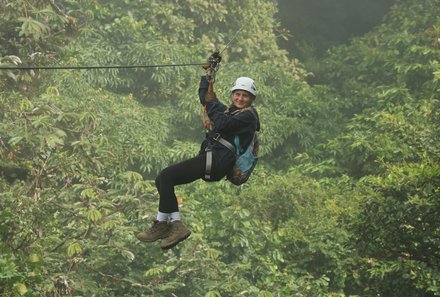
[{"x1": 136, "y1": 71, "x2": 260, "y2": 250}]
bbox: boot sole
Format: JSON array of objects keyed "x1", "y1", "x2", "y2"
[
  {"x1": 160, "y1": 231, "x2": 191, "y2": 250},
  {"x1": 137, "y1": 236, "x2": 166, "y2": 243},
  {"x1": 136, "y1": 232, "x2": 170, "y2": 243}
]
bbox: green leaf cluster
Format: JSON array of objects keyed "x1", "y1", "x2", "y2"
[{"x1": 1, "y1": 0, "x2": 439, "y2": 296}]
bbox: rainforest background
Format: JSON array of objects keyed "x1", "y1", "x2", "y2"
[{"x1": 1, "y1": 0, "x2": 439, "y2": 296}]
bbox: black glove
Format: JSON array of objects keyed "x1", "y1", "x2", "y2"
[
  {"x1": 202, "y1": 52, "x2": 222, "y2": 70},
  {"x1": 208, "y1": 51, "x2": 222, "y2": 68},
  {"x1": 202, "y1": 51, "x2": 222, "y2": 82}
]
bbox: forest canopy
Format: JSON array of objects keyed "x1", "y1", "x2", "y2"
[{"x1": 1, "y1": 0, "x2": 439, "y2": 296}]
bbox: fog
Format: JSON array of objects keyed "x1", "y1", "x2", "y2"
[{"x1": 277, "y1": 0, "x2": 396, "y2": 58}]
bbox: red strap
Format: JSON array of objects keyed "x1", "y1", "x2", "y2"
[
  {"x1": 202, "y1": 104, "x2": 212, "y2": 130},
  {"x1": 202, "y1": 80, "x2": 215, "y2": 130}
]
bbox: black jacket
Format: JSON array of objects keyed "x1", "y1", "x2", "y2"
[{"x1": 198, "y1": 76, "x2": 260, "y2": 181}]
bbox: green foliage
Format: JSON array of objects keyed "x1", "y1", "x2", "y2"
[
  {"x1": 351, "y1": 161, "x2": 440, "y2": 296},
  {"x1": 1, "y1": 0, "x2": 439, "y2": 296},
  {"x1": 327, "y1": 95, "x2": 440, "y2": 176},
  {"x1": 311, "y1": 0, "x2": 440, "y2": 295},
  {"x1": 318, "y1": 0, "x2": 439, "y2": 113},
  {"x1": 315, "y1": 0, "x2": 440, "y2": 177}
]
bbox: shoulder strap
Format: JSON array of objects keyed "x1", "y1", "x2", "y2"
[{"x1": 217, "y1": 137, "x2": 235, "y2": 152}]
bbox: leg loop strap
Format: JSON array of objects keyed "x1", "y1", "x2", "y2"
[{"x1": 205, "y1": 150, "x2": 212, "y2": 180}]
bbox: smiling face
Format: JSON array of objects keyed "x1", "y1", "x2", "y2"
[{"x1": 232, "y1": 90, "x2": 254, "y2": 109}]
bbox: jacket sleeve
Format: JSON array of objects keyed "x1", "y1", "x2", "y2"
[
  {"x1": 206, "y1": 102, "x2": 257, "y2": 134},
  {"x1": 198, "y1": 76, "x2": 219, "y2": 105}
]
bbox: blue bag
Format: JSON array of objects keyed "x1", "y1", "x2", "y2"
[{"x1": 227, "y1": 131, "x2": 259, "y2": 185}]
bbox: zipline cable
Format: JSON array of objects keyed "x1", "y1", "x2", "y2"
[
  {"x1": 219, "y1": 21, "x2": 248, "y2": 55},
  {"x1": 0, "y1": 15, "x2": 251, "y2": 71},
  {"x1": 0, "y1": 62, "x2": 206, "y2": 71}
]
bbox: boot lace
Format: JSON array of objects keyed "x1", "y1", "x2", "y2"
[{"x1": 149, "y1": 221, "x2": 162, "y2": 232}]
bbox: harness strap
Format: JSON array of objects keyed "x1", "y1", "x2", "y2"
[
  {"x1": 215, "y1": 136, "x2": 235, "y2": 153},
  {"x1": 204, "y1": 134, "x2": 235, "y2": 180},
  {"x1": 205, "y1": 149, "x2": 213, "y2": 180}
]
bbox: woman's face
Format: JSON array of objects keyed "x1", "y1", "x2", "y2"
[{"x1": 232, "y1": 90, "x2": 253, "y2": 109}]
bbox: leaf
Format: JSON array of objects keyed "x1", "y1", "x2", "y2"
[
  {"x1": 259, "y1": 291, "x2": 274, "y2": 297},
  {"x1": 29, "y1": 253, "x2": 40, "y2": 263},
  {"x1": 8, "y1": 136, "x2": 24, "y2": 146},
  {"x1": 81, "y1": 188, "x2": 96, "y2": 199},
  {"x1": 144, "y1": 267, "x2": 163, "y2": 277},
  {"x1": 45, "y1": 133, "x2": 64, "y2": 148},
  {"x1": 14, "y1": 283, "x2": 27, "y2": 296},
  {"x1": 206, "y1": 248, "x2": 222, "y2": 261},
  {"x1": 121, "y1": 250, "x2": 135, "y2": 262},
  {"x1": 86, "y1": 208, "x2": 102, "y2": 222},
  {"x1": 205, "y1": 291, "x2": 221, "y2": 297},
  {"x1": 67, "y1": 242, "x2": 82, "y2": 256},
  {"x1": 101, "y1": 220, "x2": 118, "y2": 231},
  {"x1": 17, "y1": 17, "x2": 50, "y2": 40}
]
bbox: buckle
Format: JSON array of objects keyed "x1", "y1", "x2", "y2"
[{"x1": 212, "y1": 133, "x2": 221, "y2": 141}]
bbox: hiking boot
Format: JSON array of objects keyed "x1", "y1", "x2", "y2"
[
  {"x1": 136, "y1": 220, "x2": 170, "y2": 242},
  {"x1": 160, "y1": 220, "x2": 191, "y2": 250}
]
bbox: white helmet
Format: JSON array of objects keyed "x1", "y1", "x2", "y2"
[{"x1": 231, "y1": 77, "x2": 257, "y2": 97}]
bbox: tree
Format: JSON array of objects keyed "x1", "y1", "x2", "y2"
[{"x1": 1, "y1": 0, "x2": 439, "y2": 296}]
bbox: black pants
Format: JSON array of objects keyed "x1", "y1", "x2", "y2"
[
  {"x1": 155, "y1": 154, "x2": 207, "y2": 213},
  {"x1": 155, "y1": 149, "x2": 234, "y2": 213}
]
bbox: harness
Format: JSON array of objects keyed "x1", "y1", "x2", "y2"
[{"x1": 204, "y1": 108, "x2": 258, "y2": 180}]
